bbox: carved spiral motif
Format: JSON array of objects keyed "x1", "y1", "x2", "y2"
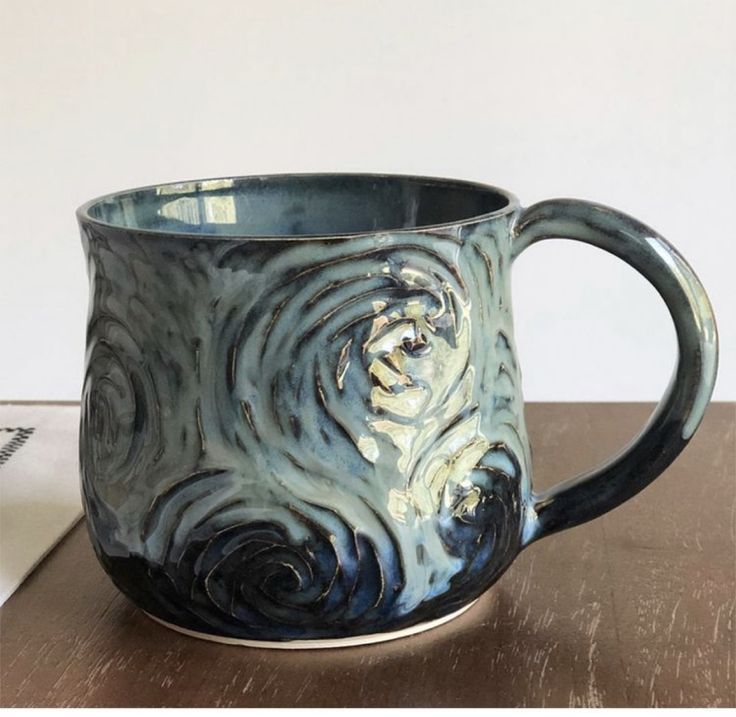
[
  {"x1": 81, "y1": 314, "x2": 163, "y2": 506},
  {"x1": 160, "y1": 503, "x2": 404, "y2": 636},
  {"x1": 80, "y1": 227, "x2": 528, "y2": 640},
  {"x1": 221, "y1": 243, "x2": 473, "y2": 479}
]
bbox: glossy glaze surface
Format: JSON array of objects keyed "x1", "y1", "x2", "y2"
[
  {"x1": 77, "y1": 174, "x2": 717, "y2": 644},
  {"x1": 79, "y1": 176, "x2": 529, "y2": 640}
]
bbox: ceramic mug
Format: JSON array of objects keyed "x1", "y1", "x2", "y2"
[{"x1": 77, "y1": 174, "x2": 717, "y2": 648}]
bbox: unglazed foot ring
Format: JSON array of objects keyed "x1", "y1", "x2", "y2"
[{"x1": 144, "y1": 599, "x2": 478, "y2": 650}]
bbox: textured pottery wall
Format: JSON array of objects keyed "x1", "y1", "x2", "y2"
[
  {"x1": 1, "y1": 0, "x2": 734, "y2": 400},
  {"x1": 75, "y1": 177, "x2": 716, "y2": 643},
  {"x1": 79, "y1": 207, "x2": 531, "y2": 639}
]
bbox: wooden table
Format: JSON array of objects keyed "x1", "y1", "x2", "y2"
[{"x1": 1, "y1": 403, "x2": 734, "y2": 707}]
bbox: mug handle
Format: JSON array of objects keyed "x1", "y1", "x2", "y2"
[{"x1": 512, "y1": 199, "x2": 718, "y2": 547}]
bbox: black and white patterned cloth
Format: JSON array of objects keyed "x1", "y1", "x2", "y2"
[
  {"x1": 0, "y1": 427, "x2": 36, "y2": 467},
  {"x1": 0, "y1": 405, "x2": 83, "y2": 604}
]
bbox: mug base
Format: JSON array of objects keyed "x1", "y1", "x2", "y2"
[{"x1": 143, "y1": 599, "x2": 478, "y2": 650}]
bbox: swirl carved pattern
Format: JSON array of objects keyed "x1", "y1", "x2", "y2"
[{"x1": 80, "y1": 220, "x2": 530, "y2": 640}]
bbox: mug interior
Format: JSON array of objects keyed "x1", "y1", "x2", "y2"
[{"x1": 82, "y1": 174, "x2": 513, "y2": 238}]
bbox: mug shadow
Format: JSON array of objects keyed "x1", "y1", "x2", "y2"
[{"x1": 108, "y1": 581, "x2": 595, "y2": 707}]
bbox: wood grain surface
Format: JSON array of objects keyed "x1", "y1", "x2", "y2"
[{"x1": 1, "y1": 403, "x2": 734, "y2": 707}]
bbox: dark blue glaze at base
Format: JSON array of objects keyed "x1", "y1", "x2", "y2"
[{"x1": 88, "y1": 464, "x2": 520, "y2": 641}]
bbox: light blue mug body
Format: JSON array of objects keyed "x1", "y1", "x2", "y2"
[{"x1": 77, "y1": 174, "x2": 717, "y2": 645}]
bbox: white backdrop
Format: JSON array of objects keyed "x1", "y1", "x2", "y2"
[{"x1": 1, "y1": 0, "x2": 733, "y2": 401}]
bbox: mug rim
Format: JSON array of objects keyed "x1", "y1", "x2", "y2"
[{"x1": 76, "y1": 172, "x2": 520, "y2": 241}]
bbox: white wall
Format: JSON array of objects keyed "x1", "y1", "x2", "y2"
[{"x1": 1, "y1": 0, "x2": 733, "y2": 401}]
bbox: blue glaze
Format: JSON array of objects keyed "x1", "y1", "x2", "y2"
[{"x1": 77, "y1": 174, "x2": 717, "y2": 643}]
